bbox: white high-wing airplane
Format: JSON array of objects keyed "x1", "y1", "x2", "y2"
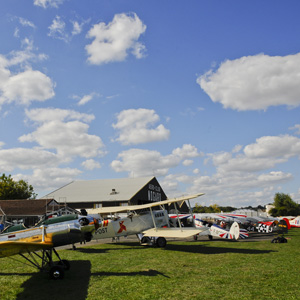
[{"x1": 87, "y1": 193, "x2": 209, "y2": 247}]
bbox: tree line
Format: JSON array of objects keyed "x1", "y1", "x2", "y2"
[{"x1": 193, "y1": 192, "x2": 300, "y2": 217}]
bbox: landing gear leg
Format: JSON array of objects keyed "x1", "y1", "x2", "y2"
[{"x1": 19, "y1": 248, "x2": 70, "y2": 280}]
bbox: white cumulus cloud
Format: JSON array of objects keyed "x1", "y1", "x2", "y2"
[
  {"x1": 81, "y1": 159, "x2": 101, "y2": 170},
  {"x1": 19, "y1": 108, "x2": 105, "y2": 159},
  {"x1": 244, "y1": 135, "x2": 300, "y2": 159},
  {"x1": 0, "y1": 45, "x2": 54, "y2": 107},
  {"x1": 1, "y1": 69, "x2": 54, "y2": 105},
  {"x1": 85, "y1": 13, "x2": 146, "y2": 65},
  {"x1": 112, "y1": 108, "x2": 170, "y2": 145},
  {"x1": 14, "y1": 167, "x2": 82, "y2": 193},
  {"x1": 0, "y1": 148, "x2": 59, "y2": 172},
  {"x1": 198, "y1": 53, "x2": 300, "y2": 111},
  {"x1": 111, "y1": 144, "x2": 200, "y2": 177}
]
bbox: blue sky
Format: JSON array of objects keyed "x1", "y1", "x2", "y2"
[{"x1": 1, "y1": 0, "x2": 300, "y2": 207}]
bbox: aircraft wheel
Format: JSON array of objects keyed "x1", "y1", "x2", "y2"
[
  {"x1": 58, "y1": 259, "x2": 70, "y2": 270},
  {"x1": 208, "y1": 235, "x2": 213, "y2": 240},
  {"x1": 50, "y1": 266, "x2": 65, "y2": 280},
  {"x1": 193, "y1": 235, "x2": 198, "y2": 241},
  {"x1": 156, "y1": 237, "x2": 167, "y2": 248},
  {"x1": 141, "y1": 236, "x2": 151, "y2": 244}
]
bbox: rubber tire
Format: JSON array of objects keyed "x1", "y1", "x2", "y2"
[
  {"x1": 156, "y1": 237, "x2": 167, "y2": 248},
  {"x1": 50, "y1": 266, "x2": 65, "y2": 280}
]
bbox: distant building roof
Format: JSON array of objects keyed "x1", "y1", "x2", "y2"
[
  {"x1": 41, "y1": 177, "x2": 157, "y2": 204},
  {"x1": 0, "y1": 199, "x2": 58, "y2": 216}
]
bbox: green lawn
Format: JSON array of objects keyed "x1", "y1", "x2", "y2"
[{"x1": 0, "y1": 230, "x2": 299, "y2": 300}]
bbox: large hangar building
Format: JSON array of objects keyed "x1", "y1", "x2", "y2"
[{"x1": 41, "y1": 176, "x2": 167, "y2": 210}]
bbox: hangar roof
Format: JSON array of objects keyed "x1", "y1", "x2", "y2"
[{"x1": 41, "y1": 177, "x2": 155, "y2": 204}]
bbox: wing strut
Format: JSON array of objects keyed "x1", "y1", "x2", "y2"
[
  {"x1": 174, "y1": 202, "x2": 183, "y2": 232},
  {"x1": 18, "y1": 247, "x2": 70, "y2": 279},
  {"x1": 149, "y1": 207, "x2": 157, "y2": 232},
  {"x1": 186, "y1": 199, "x2": 196, "y2": 227}
]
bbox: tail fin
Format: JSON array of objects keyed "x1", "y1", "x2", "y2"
[
  {"x1": 209, "y1": 222, "x2": 240, "y2": 240},
  {"x1": 283, "y1": 218, "x2": 291, "y2": 230},
  {"x1": 229, "y1": 221, "x2": 240, "y2": 240}
]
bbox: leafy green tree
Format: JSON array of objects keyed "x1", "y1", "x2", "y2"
[
  {"x1": 193, "y1": 203, "x2": 227, "y2": 213},
  {"x1": 219, "y1": 206, "x2": 237, "y2": 212},
  {"x1": 269, "y1": 193, "x2": 300, "y2": 217},
  {"x1": 193, "y1": 204, "x2": 205, "y2": 213},
  {"x1": 0, "y1": 174, "x2": 36, "y2": 200}
]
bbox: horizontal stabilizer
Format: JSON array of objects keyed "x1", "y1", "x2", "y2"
[{"x1": 143, "y1": 227, "x2": 209, "y2": 238}]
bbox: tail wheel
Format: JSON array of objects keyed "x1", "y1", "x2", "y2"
[
  {"x1": 50, "y1": 266, "x2": 65, "y2": 280},
  {"x1": 156, "y1": 237, "x2": 167, "y2": 248}
]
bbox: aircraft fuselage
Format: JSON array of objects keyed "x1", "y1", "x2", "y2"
[{"x1": 92, "y1": 209, "x2": 168, "y2": 240}]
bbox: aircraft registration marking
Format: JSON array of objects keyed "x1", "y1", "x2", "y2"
[{"x1": 96, "y1": 227, "x2": 108, "y2": 234}]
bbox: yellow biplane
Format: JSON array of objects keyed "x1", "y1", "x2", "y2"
[{"x1": 0, "y1": 214, "x2": 97, "y2": 279}]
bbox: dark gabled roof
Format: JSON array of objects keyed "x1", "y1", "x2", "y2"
[{"x1": 0, "y1": 199, "x2": 59, "y2": 216}]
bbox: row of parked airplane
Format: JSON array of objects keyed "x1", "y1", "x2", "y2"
[
  {"x1": 0, "y1": 193, "x2": 298, "y2": 279},
  {"x1": 183, "y1": 212, "x2": 298, "y2": 236}
]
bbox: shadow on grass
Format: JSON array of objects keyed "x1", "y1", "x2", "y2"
[
  {"x1": 74, "y1": 241, "x2": 276, "y2": 255},
  {"x1": 15, "y1": 260, "x2": 91, "y2": 300},
  {"x1": 73, "y1": 242, "x2": 146, "y2": 254},
  {"x1": 165, "y1": 243, "x2": 276, "y2": 254},
  {"x1": 93, "y1": 269, "x2": 170, "y2": 278},
  {"x1": 14, "y1": 260, "x2": 169, "y2": 300},
  {"x1": 0, "y1": 272, "x2": 33, "y2": 276}
]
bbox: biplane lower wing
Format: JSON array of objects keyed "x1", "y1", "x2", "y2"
[
  {"x1": 0, "y1": 241, "x2": 52, "y2": 258},
  {"x1": 143, "y1": 227, "x2": 209, "y2": 238}
]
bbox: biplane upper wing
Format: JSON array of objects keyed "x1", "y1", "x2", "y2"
[
  {"x1": 142, "y1": 227, "x2": 209, "y2": 238},
  {"x1": 0, "y1": 241, "x2": 53, "y2": 258},
  {"x1": 87, "y1": 193, "x2": 204, "y2": 214}
]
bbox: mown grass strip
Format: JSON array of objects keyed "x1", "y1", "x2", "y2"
[{"x1": 0, "y1": 229, "x2": 299, "y2": 300}]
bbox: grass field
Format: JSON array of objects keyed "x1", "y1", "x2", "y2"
[{"x1": 0, "y1": 230, "x2": 299, "y2": 300}]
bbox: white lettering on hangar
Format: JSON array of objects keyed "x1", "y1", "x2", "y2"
[{"x1": 148, "y1": 184, "x2": 161, "y2": 202}]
